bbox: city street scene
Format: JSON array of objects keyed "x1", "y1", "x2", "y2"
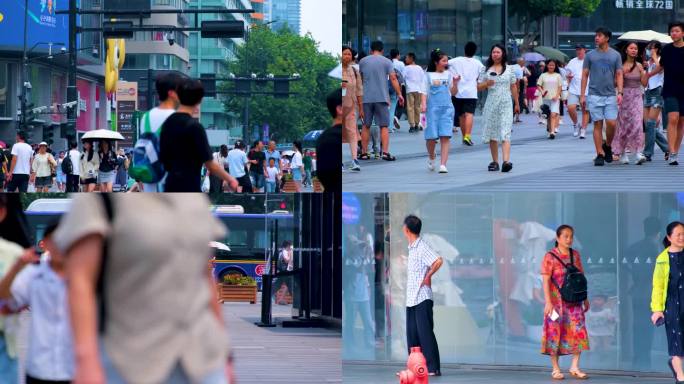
[
  {"x1": 342, "y1": 192, "x2": 684, "y2": 383},
  {"x1": 342, "y1": 0, "x2": 684, "y2": 192},
  {"x1": 0, "y1": 0, "x2": 341, "y2": 193},
  {"x1": 1, "y1": 192, "x2": 341, "y2": 383}
]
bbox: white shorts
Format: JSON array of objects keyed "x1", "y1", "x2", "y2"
[
  {"x1": 567, "y1": 93, "x2": 581, "y2": 106},
  {"x1": 543, "y1": 99, "x2": 560, "y2": 114}
]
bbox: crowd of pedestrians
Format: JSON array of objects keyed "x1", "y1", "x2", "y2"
[
  {"x1": 2, "y1": 72, "x2": 337, "y2": 193},
  {"x1": 342, "y1": 21, "x2": 684, "y2": 174}
]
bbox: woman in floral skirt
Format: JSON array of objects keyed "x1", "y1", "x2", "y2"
[
  {"x1": 477, "y1": 44, "x2": 519, "y2": 173},
  {"x1": 541, "y1": 224, "x2": 590, "y2": 380},
  {"x1": 613, "y1": 41, "x2": 649, "y2": 165}
]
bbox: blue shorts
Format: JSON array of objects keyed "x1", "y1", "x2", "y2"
[
  {"x1": 424, "y1": 104, "x2": 454, "y2": 140},
  {"x1": 587, "y1": 95, "x2": 618, "y2": 121}
]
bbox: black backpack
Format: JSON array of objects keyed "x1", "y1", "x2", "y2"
[
  {"x1": 548, "y1": 249, "x2": 588, "y2": 303},
  {"x1": 61, "y1": 155, "x2": 73, "y2": 175}
]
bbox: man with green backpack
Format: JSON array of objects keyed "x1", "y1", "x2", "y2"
[{"x1": 130, "y1": 73, "x2": 183, "y2": 192}]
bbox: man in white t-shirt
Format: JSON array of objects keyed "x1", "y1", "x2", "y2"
[
  {"x1": 391, "y1": 49, "x2": 407, "y2": 130},
  {"x1": 565, "y1": 44, "x2": 590, "y2": 138},
  {"x1": 66, "y1": 141, "x2": 81, "y2": 192},
  {"x1": 404, "y1": 52, "x2": 426, "y2": 133},
  {"x1": 227, "y1": 140, "x2": 252, "y2": 193},
  {"x1": 448, "y1": 41, "x2": 485, "y2": 146},
  {"x1": 138, "y1": 72, "x2": 183, "y2": 192},
  {"x1": 6, "y1": 131, "x2": 33, "y2": 192}
]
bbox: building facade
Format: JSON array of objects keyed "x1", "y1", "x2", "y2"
[
  {"x1": 266, "y1": 0, "x2": 301, "y2": 34},
  {"x1": 0, "y1": 0, "x2": 105, "y2": 150},
  {"x1": 343, "y1": 192, "x2": 684, "y2": 374},
  {"x1": 508, "y1": 0, "x2": 684, "y2": 57},
  {"x1": 187, "y1": 0, "x2": 252, "y2": 141},
  {"x1": 344, "y1": 0, "x2": 505, "y2": 64}
]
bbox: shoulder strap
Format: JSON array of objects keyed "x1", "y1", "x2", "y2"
[
  {"x1": 143, "y1": 111, "x2": 152, "y2": 134},
  {"x1": 97, "y1": 194, "x2": 114, "y2": 334}
]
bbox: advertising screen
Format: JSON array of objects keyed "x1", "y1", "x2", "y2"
[{"x1": 0, "y1": 0, "x2": 70, "y2": 51}]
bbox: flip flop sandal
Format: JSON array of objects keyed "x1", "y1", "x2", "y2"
[
  {"x1": 381, "y1": 152, "x2": 396, "y2": 161},
  {"x1": 551, "y1": 370, "x2": 564, "y2": 380},
  {"x1": 569, "y1": 369, "x2": 588, "y2": 379},
  {"x1": 358, "y1": 153, "x2": 371, "y2": 160}
]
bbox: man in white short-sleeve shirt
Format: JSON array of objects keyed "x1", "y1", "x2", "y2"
[
  {"x1": 138, "y1": 72, "x2": 183, "y2": 192},
  {"x1": 6, "y1": 132, "x2": 33, "y2": 192},
  {"x1": 403, "y1": 214, "x2": 444, "y2": 376},
  {"x1": 448, "y1": 41, "x2": 485, "y2": 146},
  {"x1": 565, "y1": 44, "x2": 590, "y2": 138}
]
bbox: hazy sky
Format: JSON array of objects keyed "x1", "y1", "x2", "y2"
[{"x1": 299, "y1": 0, "x2": 341, "y2": 55}]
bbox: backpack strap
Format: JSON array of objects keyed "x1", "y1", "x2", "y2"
[
  {"x1": 97, "y1": 194, "x2": 114, "y2": 334},
  {"x1": 143, "y1": 111, "x2": 152, "y2": 134}
]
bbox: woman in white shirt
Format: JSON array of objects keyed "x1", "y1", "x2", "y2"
[
  {"x1": 537, "y1": 60, "x2": 563, "y2": 139},
  {"x1": 80, "y1": 140, "x2": 99, "y2": 192},
  {"x1": 290, "y1": 141, "x2": 305, "y2": 192},
  {"x1": 31, "y1": 142, "x2": 57, "y2": 193},
  {"x1": 420, "y1": 49, "x2": 459, "y2": 173}
]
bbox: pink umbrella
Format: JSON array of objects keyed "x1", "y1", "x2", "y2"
[{"x1": 0, "y1": 140, "x2": 6, "y2": 149}]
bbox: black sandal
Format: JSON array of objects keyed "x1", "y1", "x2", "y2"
[
  {"x1": 358, "y1": 153, "x2": 371, "y2": 160},
  {"x1": 488, "y1": 162, "x2": 499, "y2": 172},
  {"x1": 381, "y1": 152, "x2": 396, "y2": 161},
  {"x1": 502, "y1": 161, "x2": 513, "y2": 173}
]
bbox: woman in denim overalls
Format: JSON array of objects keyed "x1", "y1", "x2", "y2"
[{"x1": 420, "y1": 49, "x2": 459, "y2": 173}]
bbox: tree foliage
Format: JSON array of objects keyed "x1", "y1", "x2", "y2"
[
  {"x1": 222, "y1": 26, "x2": 338, "y2": 142},
  {"x1": 509, "y1": 0, "x2": 601, "y2": 51}
]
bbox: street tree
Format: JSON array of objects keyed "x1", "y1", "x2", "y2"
[
  {"x1": 222, "y1": 25, "x2": 338, "y2": 142},
  {"x1": 509, "y1": 0, "x2": 601, "y2": 52}
]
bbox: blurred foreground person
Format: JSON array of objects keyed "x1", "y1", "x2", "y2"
[{"x1": 54, "y1": 194, "x2": 232, "y2": 384}]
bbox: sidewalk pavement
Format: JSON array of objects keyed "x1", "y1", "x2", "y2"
[
  {"x1": 227, "y1": 299, "x2": 342, "y2": 383},
  {"x1": 342, "y1": 113, "x2": 684, "y2": 192},
  {"x1": 343, "y1": 362, "x2": 672, "y2": 384}
]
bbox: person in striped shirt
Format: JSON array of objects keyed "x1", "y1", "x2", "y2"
[{"x1": 402, "y1": 215, "x2": 444, "y2": 376}]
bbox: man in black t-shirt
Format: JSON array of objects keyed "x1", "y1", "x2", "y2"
[
  {"x1": 248, "y1": 140, "x2": 266, "y2": 193},
  {"x1": 649, "y1": 21, "x2": 684, "y2": 165},
  {"x1": 317, "y1": 88, "x2": 343, "y2": 193},
  {"x1": 160, "y1": 79, "x2": 238, "y2": 192}
]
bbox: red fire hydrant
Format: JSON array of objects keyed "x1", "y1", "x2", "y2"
[{"x1": 398, "y1": 347, "x2": 428, "y2": 384}]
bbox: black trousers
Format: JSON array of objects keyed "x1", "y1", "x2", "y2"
[
  {"x1": 6, "y1": 173, "x2": 29, "y2": 192},
  {"x1": 406, "y1": 299, "x2": 440, "y2": 373},
  {"x1": 66, "y1": 174, "x2": 80, "y2": 192},
  {"x1": 26, "y1": 375, "x2": 71, "y2": 384},
  {"x1": 237, "y1": 174, "x2": 253, "y2": 193}
]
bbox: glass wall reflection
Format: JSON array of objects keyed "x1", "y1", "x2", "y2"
[{"x1": 342, "y1": 192, "x2": 682, "y2": 373}]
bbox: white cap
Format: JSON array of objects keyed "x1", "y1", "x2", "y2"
[{"x1": 39, "y1": 141, "x2": 48, "y2": 146}]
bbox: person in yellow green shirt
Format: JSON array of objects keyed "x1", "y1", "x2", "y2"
[{"x1": 651, "y1": 221, "x2": 684, "y2": 384}]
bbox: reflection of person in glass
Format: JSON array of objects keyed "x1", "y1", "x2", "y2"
[
  {"x1": 626, "y1": 216, "x2": 662, "y2": 369},
  {"x1": 540, "y1": 225, "x2": 590, "y2": 380},
  {"x1": 651, "y1": 221, "x2": 684, "y2": 383},
  {"x1": 343, "y1": 226, "x2": 375, "y2": 352},
  {"x1": 402, "y1": 215, "x2": 443, "y2": 376}
]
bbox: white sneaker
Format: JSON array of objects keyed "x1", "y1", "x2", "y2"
[
  {"x1": 579, "y1": 128, "x2": 586, "y2": 139},
  {"x1": 428, "y1": 159, "x2": 435, "y2": 171},
  {"x1": 573, "y1": 125, "x2": 579, "y2": 137},
  {"x1": 438, "y1": 165, "x2": 448, "y2": 173},
  {"x1": 349, "y1": 159, "x2": 361, "y2": 171},
  {"x1": 620, "y1": 154, "x2": 629, "y2": 164},
  {"x1": 635, "y1": 153, "x2": 647, "y2": 165},
  {"x1": 393, "y1": 116, "x2": 401, "y2": 129}
]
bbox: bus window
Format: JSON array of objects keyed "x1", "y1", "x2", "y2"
[{"x1": 225, "y1": 230, "x2": 249, "y2": 248}]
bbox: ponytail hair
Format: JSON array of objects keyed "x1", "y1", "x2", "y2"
[
  {"x1": 554, "y1": 224, "x2": 574, "y2": 247},
  {"x1": 663, "y1": 221, "x2": 684, "y2": 248},
  {"x1": 427, "y1": 49, "x2": 447, "y2": 73}
]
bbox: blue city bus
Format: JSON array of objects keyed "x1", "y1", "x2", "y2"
[{"x1": 24, "y1": 199, "x2": 295, "y2": 291}]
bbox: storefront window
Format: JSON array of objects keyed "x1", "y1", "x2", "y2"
[
  {"x1": 345, "y1": 0, "x2": 504, "y2": 64},
  {"x1": 0, "y1": 63, "x2": 7, "y2": 117},
  {"x1": 343, "y1": 192, "x2": 679, "y2": 373}
]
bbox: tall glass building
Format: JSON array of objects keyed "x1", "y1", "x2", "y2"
[
  {"x1": 344, "y1": 0, "x2": 505, "y2": 63},
  {"x1": 265, "y1": 0, "x2": 302, "y2": 34},
  {"x1": 343, "y1": 192, "x2": 681, "y2": 374}
]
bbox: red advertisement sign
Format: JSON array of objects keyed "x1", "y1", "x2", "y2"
[{"x1": 76, "y1": 79, "x2": 91, "y2": 132}]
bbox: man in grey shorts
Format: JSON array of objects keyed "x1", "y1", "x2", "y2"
[
  {"x1": 580, "y1": 27, "x2": 624, "y2": 166},
  {"x1": 359, "y1": 40, "x2": 404, "y2": 161}
]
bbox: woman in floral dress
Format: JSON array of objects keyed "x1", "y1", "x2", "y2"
[
  {"x1": 541, "y1": 224, "x2": 590, "y2": 380},
  {"x1": 613, "y1": 41, "x2": 649, "y2": 165},
  {"x1": 477, "y1": 44, "x2": 519, "y2": 173}
]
